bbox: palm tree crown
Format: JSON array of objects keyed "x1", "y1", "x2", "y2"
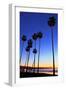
[
  {"x1": 37, "y1": 32, "x2": 43, "y2": 39},
  {"x1": 25, "y1": 46, "x2": 30, "y2": 52},
  {"x1": 33, "y1": 48, "x2": 37, "y2": 54},
  {"x1": 48, "y1": 16, "x2": 56, "y2": 27},
  {"x1": 21, "y1": 35, "x2": 27, "y2": 41},
  {"x1": 28, "y1": 39, "x2": 33, "y2": 48},
  {"x1": 32, "y1": 33, "x2": 37, "y2": 40}
]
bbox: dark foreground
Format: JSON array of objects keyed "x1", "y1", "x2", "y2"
[{"x1": 20, "y1": 72, "x2": 58, "y2": 78}]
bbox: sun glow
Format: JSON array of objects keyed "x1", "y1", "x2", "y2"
[{"x1": 20, "y1": 63, "x2": 58, "y2": 69}]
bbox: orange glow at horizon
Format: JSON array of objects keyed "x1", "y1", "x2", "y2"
[{"x1": 20, "y1": 63, "x2": 58, "y2": 69}]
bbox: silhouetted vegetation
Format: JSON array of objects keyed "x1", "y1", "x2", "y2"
[
  {"x1": 20, "y1": 16, "x2": 57, "y2": 77},
  {"x1": 48, "y1": 16, "x2": 56, "y2": 75},
  {"x1": 20, "y1": 35, "x2": 27, "y2": 63}
]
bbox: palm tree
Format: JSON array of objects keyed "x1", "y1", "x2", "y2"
[
  {"x1": 28, "y1": 39, "x2": 33, "y2": 48},
  {"x1": 20, "y1": 35, "x2": 27, "y2": 64},
  {"x1": 48, "y1": 16, "x2": 56, "y2": 75},
  {"x1": 26, "y1": 39, "x2": 33, "y2": 72},
  {"x1": 32, "y1": 33, "x2": 37, "y2": 48},
  {"x1": 32, "y1": 33, "x2": 37, "y2": 72},
  {"x1": 37, "y1": 32, "x2": 43, "y2": 73},
  {"x1": 33, "y1": 48, "x2": 37, "y2": 73}
]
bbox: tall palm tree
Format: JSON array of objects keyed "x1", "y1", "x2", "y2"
[
  {"x1": 32, "y1": 48, "x2": 37, "y2": 73},
  {"x1": 32, "y1": 33, "x2": 37, "y2": 72},
  {"x1": 37, "y1": 32, "x2": 43, "y2": 73},
  {"x1": 20, "y1": 35, "x2": 27, "y2": 64},
  {"x1": 26, "y1": 39, "x2": 33, "y2": 72},
  {"x1": 48, "y1": 16, "x2": 56, "y2": 75}
]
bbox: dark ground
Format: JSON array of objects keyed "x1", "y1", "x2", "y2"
[{"x1": 20, "y1": 72, "x2": 58, "y2": 78}]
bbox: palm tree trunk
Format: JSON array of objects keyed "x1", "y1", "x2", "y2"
[
  {"x1": 33, "y1": 54, "x2": 36, "y2": 73},
  {"x1": 32, "y1": 40, "x2": 36, "y2": 73},
  {"x1": 51, "y1": 28, "x2": 55, "y2": 75},
  {"x1": 26, "y1": 52, "x2": 28, "y2": 72},
  {"x1": 20, "y1": 41, "x2": 24, "y2": 64},
  {"x1": 25, "y1": 53, "x2": 28, "y2": 72},
  {"x1": 26, "y1": 50, "x2": 30, "y2": 72},
  {"x1": 37, "y1": 39, "x2": 40, "y2": 73},
  {"x1": 35, "y1": 40, "x2": 36, "y2": 48}
]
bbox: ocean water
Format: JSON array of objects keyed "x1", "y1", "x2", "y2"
[{"x1": 24, "y1": 68, "x2": 58, "y2": 75}]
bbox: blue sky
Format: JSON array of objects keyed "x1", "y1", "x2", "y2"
[{"x1": 20, "y1": 12, "x2": 58, "y2": 67}]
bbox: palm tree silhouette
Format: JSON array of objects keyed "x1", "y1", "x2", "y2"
[
  {"x1": 32, "y1": 33, "x2": 37, "y2": 48},
  {"x1": 33, "y1": 48, "x2": 37, "y2": 73},
  {"x1": 26, "y1": 39, "x2": 33, "y2": 72},
  {"x1": 28, "y1": 39, "x2": 33, "y2": 48},
  {"x1": 48, "y1": 16, "x2": 56, "y2": 75},
  {"x1": 37, "y1": 32, "x2": 43, "y2": 73},
  {"x1": 32, "y1": 33, "x2": 37, "y2": 72},
  {"x1": 20, "y1": 35, "x2": 27, "y2": 64}
]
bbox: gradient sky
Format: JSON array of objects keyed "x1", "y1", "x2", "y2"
[{"x1": 20, "y1": 12, "x2": 58, "y2": 67}]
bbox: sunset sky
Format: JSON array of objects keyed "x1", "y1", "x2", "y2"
[{"x1": 20, "y1": 12, "x2": 58, "y2": 68}]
